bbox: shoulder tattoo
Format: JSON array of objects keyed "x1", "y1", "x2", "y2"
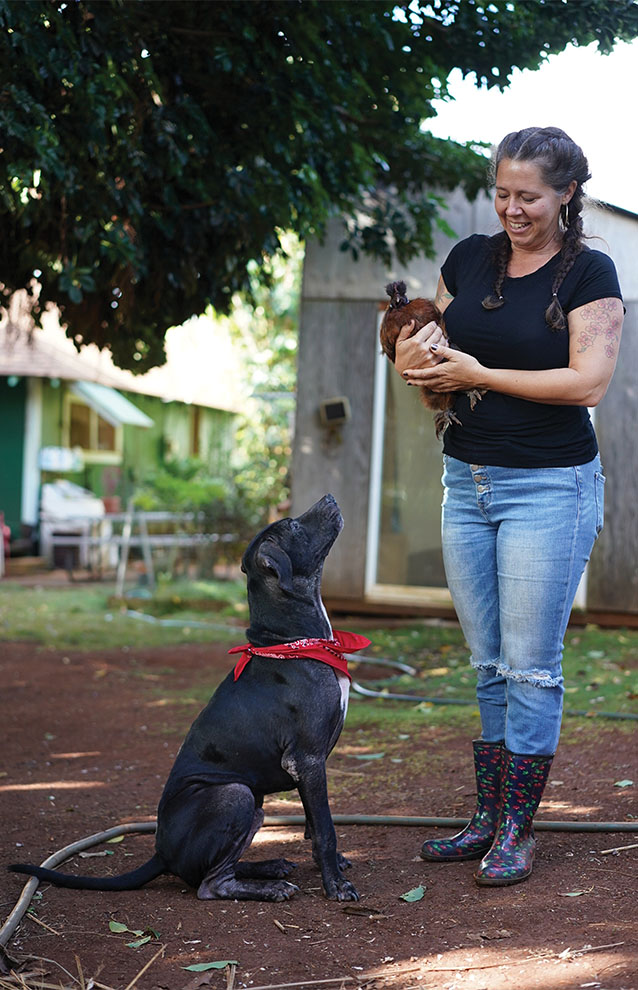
[{"x1": 575, "y1": 298, "x2": 622, "y2": 359}]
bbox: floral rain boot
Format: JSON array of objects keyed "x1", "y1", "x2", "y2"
[
  {"x1": 420, "y1": 740, "x2": 504, "y2": 862},
  {"x1": 474, "y1": 750, "x2": 553, "y2": 886}
]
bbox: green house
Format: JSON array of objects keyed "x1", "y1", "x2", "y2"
[{"x1": 0, "y1": 311, "x2": 241, "y2": 553}]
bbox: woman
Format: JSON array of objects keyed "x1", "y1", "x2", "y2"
[{"x1": 394, "y1": 127, "x2": 623, "y2": 886}]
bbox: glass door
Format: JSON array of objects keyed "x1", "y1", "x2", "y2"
[{"x1": 366, "y1": 324, "x2": 451, "y2": 604}]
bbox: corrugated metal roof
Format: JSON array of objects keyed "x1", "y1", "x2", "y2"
[
  {"x1": 70, "y1": 381, "x2": 154, "y2": 428},
  {"x1": 0, "y1": 301, "x2": 243, "y2": 413}
]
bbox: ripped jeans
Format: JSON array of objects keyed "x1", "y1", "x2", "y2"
[{"x1": 441, "y1": 455, "x2": 605, "y2": 756}]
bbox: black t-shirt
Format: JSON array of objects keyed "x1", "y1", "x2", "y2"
[{"x1": 440, "y1": 234, "x2": 623, "y2": 467}]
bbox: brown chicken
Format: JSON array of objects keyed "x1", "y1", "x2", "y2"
[{"x1": 380, "y1": 280, "x2": 483, "y2": 438}]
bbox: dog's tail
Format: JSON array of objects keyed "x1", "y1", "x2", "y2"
[{"x1": 8, "y1": 854, "x2": 166, "y2": 891}]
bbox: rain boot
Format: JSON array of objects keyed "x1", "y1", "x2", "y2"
[
  {"x1": 474, "y1": 750, "x2": 553, "y2": 886},
  {"x1": 420, "y1": 740, "x2": 504, "y2": 862}
]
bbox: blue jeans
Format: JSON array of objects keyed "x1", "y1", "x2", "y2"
[{"x1": 441, "y1": 455, "x2": 605, "y2": 756}]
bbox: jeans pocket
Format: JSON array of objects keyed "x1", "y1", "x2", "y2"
[{"x1": 594, "y1": 471, "x2": 606, "y2": 536}]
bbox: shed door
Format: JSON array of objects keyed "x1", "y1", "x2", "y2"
[
  {"x1": 365, "y1": 339, "x2": 587, "y2": 610},
  {"x1": 366, "y1": 342, "x2": 449, "y2": 603}
]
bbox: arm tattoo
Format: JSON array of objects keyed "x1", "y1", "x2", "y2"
[
  {"x1": 576, "y1": 299, "x2": 622, "y2": 359},
  {"x1": 435, "y1": 287, "x2": 454, "y2": 309}
]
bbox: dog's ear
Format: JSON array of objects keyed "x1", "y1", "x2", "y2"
[{"x1": 255, "y1": 540, "x2": 294, "y2": 593}]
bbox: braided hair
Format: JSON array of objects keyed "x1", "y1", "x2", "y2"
[{"x1": 482, "y1": 126, "x2": 591, "y2": 331}]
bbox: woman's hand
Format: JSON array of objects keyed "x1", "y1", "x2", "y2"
[
  {"x1": 402, "y1": 341, "x2": 485, "y2": 392},
  {"x1": 394, "y1": 320, "x2": 446, "y2": 377}
]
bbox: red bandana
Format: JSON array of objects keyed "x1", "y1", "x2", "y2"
[{"x1": 229, "y1": 629, "x2": 371, "y2": 682}]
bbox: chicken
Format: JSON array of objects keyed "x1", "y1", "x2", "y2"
[{"x1": 379, "y1": 280, "x2": 483, "y2": 438}]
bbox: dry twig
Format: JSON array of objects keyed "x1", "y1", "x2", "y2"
[
  {"x1": 122, "y1": 944, "x2": 165, "y2": 990},
  {"x1": 25, "y1": 915, "x2": 60, "y2": 937},
  {"x1": 600, "y1": 842, "x2": 638, "y2": 856}
]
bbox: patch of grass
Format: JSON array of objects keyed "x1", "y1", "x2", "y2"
[
  {"x1": 121, "y1": 578, "x2": 249, "y2": 617},
  {"x1": 353, "y1": 621, "x2": 638, "y2": 724},
  {"x1": 1, "y1": 583, "x2": 636, "y2": 726},
  {"x1": 0, "y1": 580, "x2": 246, "y2": 649}
]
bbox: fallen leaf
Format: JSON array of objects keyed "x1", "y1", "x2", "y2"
[
  {"x1": 400, "y1": 885, "x2": 426, "y2": 902},
  {"x1": 79, "y1": 850, "x2": 113, "y2": 858},
  {"x1": 182, "y1": 961, "x2": 238, "y2": 972},
  {"x1": 107, "y1": 834, "x2": 125, "y2": 843},
  {"x1": 109, "y1": 921, "x2": 129, "y2": 933},
  {"x1": 614, "y1": 779, "x2": 633, "y2": 788},
  {"x1": 127, "y1": 935, "x2": 152, "y2": 949},
  {"x1": 353, "y1": 753, "x2": 385, "y2": 760},
  {"x1": 558, "y1": 887, "x2": 594, "y2": 897}
]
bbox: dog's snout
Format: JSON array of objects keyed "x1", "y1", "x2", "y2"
[{"x1": 295, "y1": 493, "x2": 342, "y2": 524}]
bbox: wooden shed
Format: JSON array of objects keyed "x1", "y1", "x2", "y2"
[{"x1": 291, "y1": 190, "x2": 638, "y2": 621}]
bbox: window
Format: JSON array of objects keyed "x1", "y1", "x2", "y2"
[{"x1": 65, "y1": 395, "x2": 123, "y2": 463}]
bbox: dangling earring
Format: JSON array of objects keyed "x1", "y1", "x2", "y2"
[{"x1": 560, "y1": 203, "x2": 569, "y2": 230}]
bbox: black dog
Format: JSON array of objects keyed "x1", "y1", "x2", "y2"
[{"x1": 10, "y1": 495, "x2": 368, "y2": 902}]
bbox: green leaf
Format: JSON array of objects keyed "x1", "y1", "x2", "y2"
[
  {"x1": 400, "y1": 885, "x2": 426, "y2": 902},
  {"x1": 127, "y1": 935, "x2": 152, "y2": 948},
  {"x1": 182, "y1": 961, "x2": 238, "y2": 972},
  {"x1": 354, "y1": 752, "x2": 385, "y2": 760},
  {"x1": 107, "y1": 834, "x2": 125, "y2": 843},
  {"x1": 614, "y1": 779, "x2": 634, "y2": 788},
  {"x1": 108, "y1": 921, "x2": 129, "y2": 933}
]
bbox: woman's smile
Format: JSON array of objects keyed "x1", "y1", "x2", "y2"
[{"x1": 494, "y1": 159, "x2": 574, "y2": 254}]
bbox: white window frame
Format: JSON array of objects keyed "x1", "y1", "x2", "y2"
[{"x1": 63, "y1": 391, "x2": 123, "y2": 465}]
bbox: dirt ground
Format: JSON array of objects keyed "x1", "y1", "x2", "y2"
[{"x1": 1, "y1": 636, "x2": 637, "y2": 990}]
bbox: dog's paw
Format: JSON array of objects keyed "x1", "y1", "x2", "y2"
[
  {"x1": 197, "y1": 876, "x2": 299, "y2": 901},
  {"x1": 324, "y1": 877, "x2": 359, "y2": 901},
  {"x1": 271, "y1": 881, "x2": 300, "y2": 901},
  {"x1": 236, "y1": 857, "x2": 297, "y2": 880},
  {"x1": 272, "y1": 858, "x2": 297, "y2": 879}
]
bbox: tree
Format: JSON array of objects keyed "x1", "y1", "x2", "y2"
[
  {"x1": 224, "y1": 233, "x2": 302, "y2": 517},
  {"x1": 2, "y1": 0, "x2": 637, "y2": 371}
]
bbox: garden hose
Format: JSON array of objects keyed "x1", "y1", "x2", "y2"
[
  {"x1": 350, "y1": 680, "x2": 638, "y2": 720},
  {"x1": 122, "y1": 613, "x2": 637, "y2": 724},
  {"x1": 4, "y1": 640, "x2": 634, "y2": 951},
  {"x1": 3, "y1": 814, "x2": 637, "y2": 953}
]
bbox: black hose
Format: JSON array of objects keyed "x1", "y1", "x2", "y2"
[
  {"x1": 3, "y1": 812, "x2": 636, "y2": 951},
  {"x1": 0, "y1": 822, "x2": 156, "y2": 950},
  {"x1": 266, "y1": 814, "x2": 638, "y2": 833},
  {"x1": 351, "y1": 681, "x2": 638, "y2": 721}
]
